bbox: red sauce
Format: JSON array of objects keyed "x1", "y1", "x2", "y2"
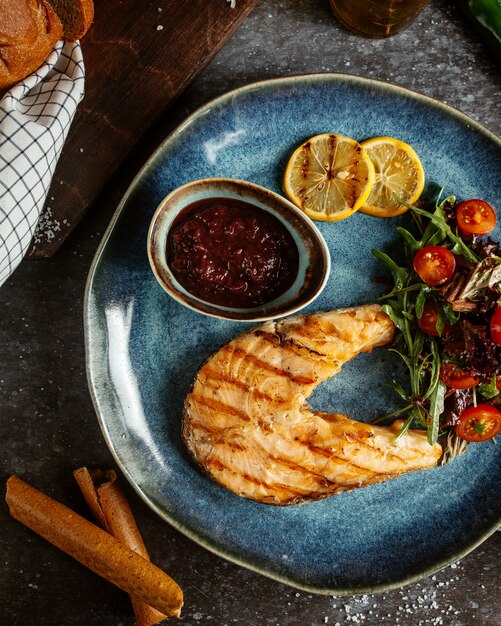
[{"x1": 168, "y1": 198, "x2": 299, "y2": 308}]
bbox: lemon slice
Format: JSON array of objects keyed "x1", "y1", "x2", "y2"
[
  {"x1": 283, "y1": 133, "x2": 375, "y2": 222},
  {"x1": 359, "y1": 136, "x2": 425, "y2": 217}
]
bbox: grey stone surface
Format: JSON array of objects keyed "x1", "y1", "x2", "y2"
[{"x1": 1, "y1": 1, "x2": 500, "y2": 624}]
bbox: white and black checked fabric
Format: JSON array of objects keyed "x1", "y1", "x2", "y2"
[{"x1": 0, "y1": 41, "x2": 85, "y2": 287}]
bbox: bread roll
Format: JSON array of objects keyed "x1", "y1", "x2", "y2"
[
  {"x1": 0, "y1": 0, "x2": 63, "y2": 90},
  {"x1": 0, "y1": 0, "x2": 94, "y2": 91},
  {"x1": 47, "y1": 0, "x2": 94, "y2": 41}
]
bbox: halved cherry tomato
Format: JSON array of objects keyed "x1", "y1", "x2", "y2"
[
  {"x1": 456, "y1": 403, "x2": 501, "y2": 442},
  {"x1": 456, "y1": 199, "x2": 496, "y2": 236},
  {"x1": 417, "y1": 300, "x2": 440, "y2": 336},
  {"x1": 489, "y1": 306, "x2": 501, "y2": 346},
  {"x1": 413, "y1": 246, "x2": 456, "y2": 286},
  {"x1": 440, "y1": 363, "x2": 479, "y2": 390}
]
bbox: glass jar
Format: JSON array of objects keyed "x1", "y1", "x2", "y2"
[{"x1": 330, "y1": 0, "x2": 431, "y2": 38}]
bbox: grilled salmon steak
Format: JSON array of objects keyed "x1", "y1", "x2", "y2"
[{"x1": 183, "y1": 304, "x2": 442, "y2": 505}]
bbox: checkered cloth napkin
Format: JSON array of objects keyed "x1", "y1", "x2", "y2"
[{"x1": 0, "y1": 41, "x2": 85, "y2": 287}]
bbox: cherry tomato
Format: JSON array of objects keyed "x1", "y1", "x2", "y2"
[
  {"x1": 456, "y1": 199, "x2": 496, "y2": 236},
  {"x1": 413, "y1": 246, "x2": 456, "y2": 286},
  {"x1": 456, "y1": 403, "x2": 501, "y2": 442},
  {"x1": 440, "y1": 363, "x2": 479, "y2": 390},
  {"x1": 490, "y1": 306, "x2": 501, "y2": 346},
  {"x1": 417, "y1": 300, "x2": 440, "y2": 336}
]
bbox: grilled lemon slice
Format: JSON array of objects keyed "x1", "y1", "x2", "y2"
[
  {"x1": 360, "y1": 136, "x2": 425, "y2": 217},
  {"x1": 283, "y1": 133, "x2": 375, "y2": 222}
]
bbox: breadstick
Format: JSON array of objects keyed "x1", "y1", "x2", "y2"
[
  {"x1": 6, "y1": 475, "x2": 183, "y2": 618},
  {"x1": 74, "y1": 467, "x2": 167, "y2": 626}
]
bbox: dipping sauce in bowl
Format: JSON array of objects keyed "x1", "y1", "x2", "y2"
[
  {"x1": 148, "y1": 178, "x2": 330, "y2": 322},
  {"x1": 168, "y1": 199, "x2": 299, "y2": 308}
]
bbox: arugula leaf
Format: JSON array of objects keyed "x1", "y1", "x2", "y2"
[
  {"x1": 386, "y1": 380, "x2": 411, "y2": 402},
  {"x1": 421, "y1": 198, "x2": 449, "y2": 247},
  {"x1": 428, "y1": 380, "x2": 447, "y2": 446},
  {"x1": 412, "y1": 329, "x2": 425, "y2": 360},
  {"x1": 381, "y1": 303, "x2": 406, "y2": 332},
  {"x1": 396, "y1": 227, "x2": 421, "y2": 256},
  {"x1": 394, "y1": 415, "x2": 415, "y2": 444},
  {"x1": 423, "y1": 338, "x2": 441, "y2": 401},
  {"x1": 415, "y1": 285, "x2": 430, "y2": 319},
  {"x1": 436, "y1": 305, "x2": 448, "y2": 336},
  {"x1": 478, "y1": 375, "x2": 500, "y2": 400},
  {"x1": 407, "y1": 203, "x2": 480, "y2": 264},
  {"x1": 389, "y1": 348, "x2": 414, "y2": 374},
  {"x1": 371, "y1": 249, "x2": 407, "y2": 289}
]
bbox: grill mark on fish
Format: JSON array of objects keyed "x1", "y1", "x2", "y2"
[
  {"x1": 200, "y1": 369, "x2": 281, "y2": 403},
  {"x1": 253, "y1": 330, "x2": 281, "y2": 345},
  {"x1": 213, "y1": 439, "x2": 248, "y2": 453},
  {"x1": 206, "y1": 457, "x2": 307, "y2": 499},
  {"x1": 270, "y1": 455, "x2": 369, "y2": 490},
  {"x1": 189, "y1": 395, "x2": 251, "y2": 423},
  {"x1": 281, "y1": 337, "x2": 341, "y2": 365},
  {"x1": 253, "y1": 328, "x2": 338, "y2": 367},
  {"x1": 314, "y1": 414, "x2": 421, "y2": 466},
  {"x1": 303, "y1": 443, "x2": 381, "y2": 475},
  {"x1": 343, "y1": 432, "x2": 408, "y2": 464},
  {"x1": 223, "y1": 346, "x2": 317, "y2": 385},
  {"x1": 190, "y1": 395, "x2": 273, "y2": 433},
  {"x1": 289, "y1": 317, "x2": 357, "y2": 346},
  {"x1": 188, "y1": 420, "x2": 221, "y2": 436}
]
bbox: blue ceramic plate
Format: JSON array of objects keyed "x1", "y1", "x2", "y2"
[{"x1": 85, "y1": 74, "x2": 501, "y2": 594}]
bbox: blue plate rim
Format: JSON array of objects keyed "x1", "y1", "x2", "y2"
[{"x1": 84, "y1": 72, "x2": 501, "y2": 595}]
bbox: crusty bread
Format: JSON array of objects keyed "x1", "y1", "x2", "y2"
[
  {"x1": 0, "y1": 0, "x2": 63, "y2": 90},
  {"x1": 0, "y1": 0, "x2": 94, "y2": 92},
  {"x1": 47, "y1": 0, "x2": 94, "y2": 41}
]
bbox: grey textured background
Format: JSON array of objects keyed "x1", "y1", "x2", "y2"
[{"x1": 1, "y1": 1, "x2": 500, "y2": 624}]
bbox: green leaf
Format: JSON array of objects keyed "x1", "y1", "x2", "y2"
[
  {"x1": 382, "y1": 304, "x2": 408, "y2": 335},
  {"x1": 378, "y1": 283, "x2": 423, "y2": 301},
  {"x1": 428, "y1": 379, "x2": 447, "y2": 446},
  {"x1": 422, "y1": 338, "x2": 441, "y2": 401},
  {"x1": 421, "y1": 199, "x2": 448, "y2": 247},
  {"x1": 372, "y1": 249, "x2": 408, "y2": 289},
  {"x1": 389, "y1": 348, "x2": 413, "y2": 373},
  {"x1": 387, "y1": 380, "x2": 411, "y2": 401},
  {"x1": 415, "y1": 286, "x2": 430, "y2": 319},
  {"x1": 441, "y1": 302, "x2": 460, "y2": 326},
  {"x1": 436, "y1": 306, "x2": 447, "y2": 336},
  {"x1": 408, "y1": 204, "x2": 480, "y2": 264},
  {"x1": 478, "y1": 374, "x2": 500, "y2": 400},
  {"x1": 396, "y1": 227, "x2": 421, "y2": 256},
  {"x1": 412, "y1": 329, "x2": 425, "y2": 360},
  {"x1": 393, "y1": 415, "x2": 415, "y2": 444}
]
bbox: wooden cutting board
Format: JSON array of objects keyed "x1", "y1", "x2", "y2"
[{"x1": 30, "y1": 0, "x2": 261, "y2": 257}]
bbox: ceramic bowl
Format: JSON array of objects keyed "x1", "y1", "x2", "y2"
[{"x1": 147, "y1": 178, "x2": 330, "y2": 321}]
